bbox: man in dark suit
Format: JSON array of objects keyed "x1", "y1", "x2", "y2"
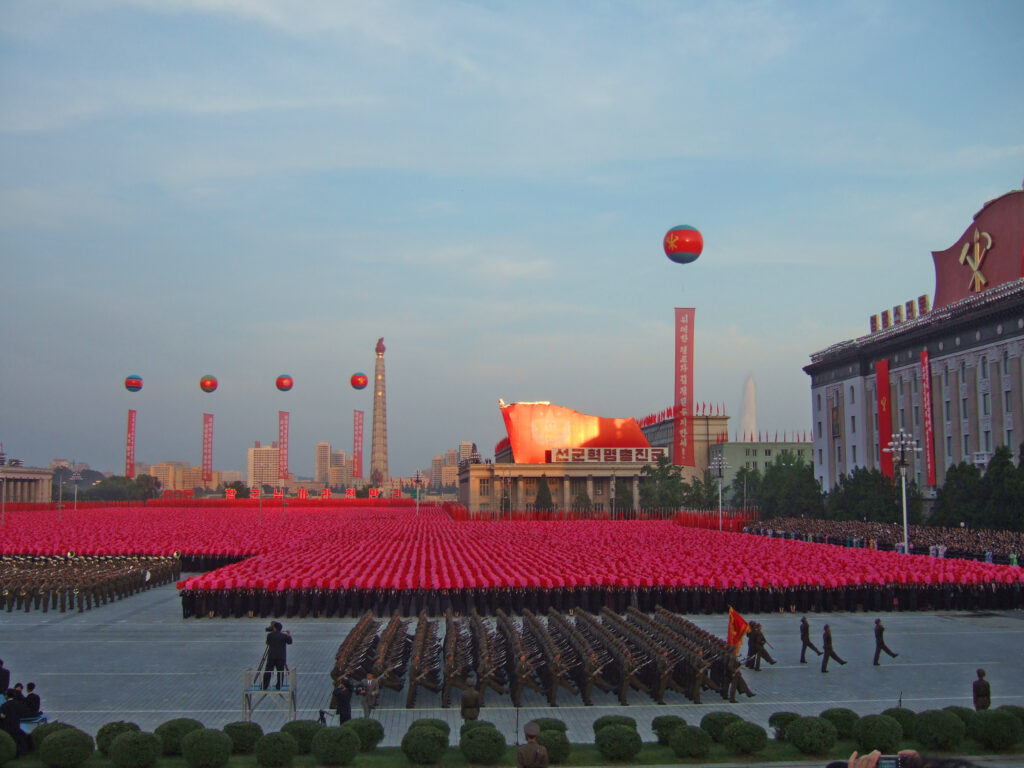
[
  {"x1": 973, "y1": 668, "x2": 991, "y2": 710},
  {"x1": 22, "y1": 683, "x2": 41, "y2": 717},
  {"x1": 873, "y1": 619, "x2": 898, "y2": 665},
  {"x1": 0, "y1": 660, "x2": 9, "y2": 693},
  {"x1": 799, "y1": 617, "x2": 822, "y2": 663},
  {"x1": 821, "y1": 624, "x2": 847, "y2": 673},
  {"x1": 263, "y1": 622, "x2": 292, "y2": 690},
  {"x1": 332, "y1": 677, "x2": 354, "y2": 723},
  {"x1": 0, "y1": 689, "x2": 31, "y2": 756}
]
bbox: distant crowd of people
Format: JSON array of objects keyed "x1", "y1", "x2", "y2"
[
  {"x1": 1, "y1": 555, "x2": 180, "y2": 613},
  {"x1": 746, "y1": 518, "x2": 1024, "y2": 563}
]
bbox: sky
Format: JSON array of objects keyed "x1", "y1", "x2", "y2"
[{"x1": 2, "y1": 0, "x2": 1023, "y2": 480}]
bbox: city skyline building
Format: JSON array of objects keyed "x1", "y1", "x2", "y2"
[
  {"x1": 314, "y1": 441, "x2": 331, "y2": 485},
  {"x1": 246, "y1": 441, "x2": 279, "y2": 488},
  {"x1": 370, "y1": 337, "x2": 389, "y2": 485}
]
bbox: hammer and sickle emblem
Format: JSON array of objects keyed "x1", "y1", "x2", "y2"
[{"x1": 959, "y1": 228, "x2": 992, "y2": 293}]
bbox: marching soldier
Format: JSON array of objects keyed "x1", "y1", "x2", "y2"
[
  {"x1": 799, "y1": 616, "x2": 822, "y2": 663},
  {"x1": 821, "y1": 624, "x2": 847, "y2": 672},
  {"x1": 873, "y1": 618, "x2": 898, "y2": 665}
]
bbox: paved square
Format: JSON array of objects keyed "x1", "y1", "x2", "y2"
[{"x1": 2, "y1": 584, "x2": 1022, "y2": 749}]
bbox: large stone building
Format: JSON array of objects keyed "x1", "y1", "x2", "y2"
[
  {"x1": 805, "y1": 187, "x2": 1024, "y2": 492},
  {"x1": 246, "y1": 442, "x2": 280, "y2": 488}
]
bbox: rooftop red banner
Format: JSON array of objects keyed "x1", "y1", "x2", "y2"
[{"x1": 499, "y1": 402, "x2": 649, "y2": 464}]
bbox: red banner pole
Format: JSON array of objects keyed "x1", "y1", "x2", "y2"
[
  {"x1": 125, "y1": 409, "x2": 136, "y2": 478},
  {"x1": 673, "y1": 308, "x2": 696, "y2": 466},
  {"x1": 876, "y1": 359, "x2": 894, "y2": 478},
  {"x1": 921, "y1": 350, "x2": 936, "y2": 486}
]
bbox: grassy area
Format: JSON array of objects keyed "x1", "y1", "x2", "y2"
[{"x1": 7, "y1": 737, "x2": 1024, "y2": 768}]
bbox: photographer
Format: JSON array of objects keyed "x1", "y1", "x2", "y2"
[{"x1": 262, "y1": 621, "x2": 292, "y2": 690}]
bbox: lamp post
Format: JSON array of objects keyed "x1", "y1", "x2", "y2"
[
  {"x1": 883, "y1": 429, "x2": 920, "y2": 554},
  {"x1": 57, "y1": 466, "x2": 64, "y2": 523},
  {"x1": 71, "y1": 466, "x2": 82, "y2": 513},
  {"x1": 414, "y1": 470, "x2": 422, "y2": 516},
  {"x1": 610, "y1": 470, "x2": 616, "y2": 520},
  {"x1": 710, "y1": 454, "x2": 729, "y2": 531}
]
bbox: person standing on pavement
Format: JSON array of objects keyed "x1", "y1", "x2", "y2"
[
  {"x1": 821, "y1": 624, "x2": 847, "y2": 673},
  {"x1": 262, "y1": 621, "x2": 292, "y2": 690},
  {"x1": 799, "y1": 616, "x2": 823, "y2": 663},
  {"x1": 873, "y1": 619, "x2": 898, "y2": 665},
  {"x1": 973, "y1": 669, "x2": 991, "y2": 710}
]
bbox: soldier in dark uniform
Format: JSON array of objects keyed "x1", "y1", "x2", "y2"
[
  {"x1": 517, "y1": 721, "x2": 548, "y2": 768},
  {"x1": 821, "y1": 624, "x2": 846, "y2": 672},
  {"x1": 872, "y1": 618, "x2": 898, "y2": 665},
  {"x1": 799, "y1": 616, "x2": 822, "y2": 663},
  {"x1": 973, "y1": 668, "x2": 991, "y2": 710}
]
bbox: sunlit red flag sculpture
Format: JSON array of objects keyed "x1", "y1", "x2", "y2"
[
  {"x1": 664, "y1": 225, "x2": 704, "y2": 264},
  {"x1": 199, "y1": 375, "x2": 218, "y2": 393},
  {"x1": 350, "y1": 373, "x2": 368, "y2": 390}
]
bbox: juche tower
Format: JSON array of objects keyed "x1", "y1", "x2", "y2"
[{"x1": 369, "y1": 337, "x2": 389, "y2": 485}]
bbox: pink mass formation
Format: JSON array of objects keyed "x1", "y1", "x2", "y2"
[{"x1": 1, "y1": 505, "x2": 1019, "y2": 592}]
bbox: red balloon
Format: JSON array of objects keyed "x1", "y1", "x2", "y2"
[
  {"x1": 350, "y1": 372, "x2": 368, "y2": 390},
  {"x1": 275, "y1": 375, "x2": 293, "y2": 392},
  {"x1": 199, "y1": 375, "x2": 218, "y2": 393},
  {"x1": 664, "y1": 225, "x2": 704, "y2": 264}
]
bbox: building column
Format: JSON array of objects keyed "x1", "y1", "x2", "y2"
[
  {"x1": 562, "y1": 476, "x2": 570, "y2": 510},
  {"x1": 632, "y1": 475, "x2": 640, "y2": 510},
  {"x1": 586, "y1": 474, "x2": 594, "y2": 505}
]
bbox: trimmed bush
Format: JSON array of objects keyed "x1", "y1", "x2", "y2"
[
  {"x1": 222, "y1": 722, "x2": 263, "y2": 755},
  {"x1": 592, "y1": 715, "x2": 636, "y2": 738},
  {"x1": 537, "y1": 729, "x2": 571, "y2": 764},
  {"x1": 31, "y1": 722, "x2": 75, "y2": 749},
  {"x1": 700, "y1": 711, "x2": 743, "y2": 743},
  {"x1": 0, "y1": 731, "x2": 17, "y2": 767},
  {"x1": 787, "y1": 716, "x2": 838, "y2": 756},
  {"x1": 854, "y1": 715, "x2": 903, "y2": 754},
  {"x1": 310, "y1": 727, "x2": 360, "y2": 766},
  {"x1": 820, "y1": 707, "x2": 860, "y2": 739},
  {"x1": 532, "y1": 717, "x2": 567, "y2": 733},
  {"x1": 460, "y1": 720, "x2": 492, "y2": 738},
  {"x1": 768, "y1": 712, "x2": 801, "y2": 741},
  {"x1": 669, "y1": 725, "x2": 712, "y2": 759},
  {"x1": 39, "y1": 728, "x2": 95, "y2": 768},
  {"x1": 944, "y1": 706, "x2": 977, "y2": 731},
  {"x1": 914, "y1": 709, "x2": 966, "y2": 751},
  {"x1": 401, "y1": 726, "x2": 447, "y2": 765},
  {"x1": 595, "y1": 724, "x2": 642, "y2": 761},
  {"x1": 459, "y1": 725, "x2": 506, "y2": 765},
  {"x1": 652, "y1": 715, "x2": 685, "y2": 745},
  {"x1": 970, "y1": 709, "x2": 1024, "y2": 751},
  {"x1": 722, "y1": 721, "x2": 768, "y2": 755},
  {"x1": 409, "y1": 718, "x2": 450, "y2": 738},
  {"x1": 345, "y1": 718, "x2": 384, "y2": 752},
  {"x1": 996, "y1": 705, "x2": 1024, "y2": 729},
  {"x1": 154, "y1": 718, "x2": 204, "y2": 756},
  {"x1": 255, "y1": 733, "x2": 297, "y2": 768},
  {"x1": 181, "y1": 729, "x2": 232, "y2": 768},
  {"x1": 97, "y1": 722, "x2": 141, "y2": 756},
  {"x1": 279, "y1": 721, "x2": 323, "y2": 755},
  {"x1": 109, "y1": 732, "x2": 161, "y2": 768},
  {"x1": 881, "y1": 708, "x2": 917, "y2": 738}
]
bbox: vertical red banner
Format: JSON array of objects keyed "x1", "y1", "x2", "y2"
[
  {"x1": 921, "y1": 350, "x2": 936, "y2": 486},
  {"x1": 353, "y1": 409, "x2": 364, "y2": 479},
  {"x1": 278, "y1": 410, "x2": 290, "y2": 481},
  {"x1": 202, "y1": 413, "x2": 214, "y2": 483},
  {"x1": 876, "y1": 359, "x2": 893, "y2": 478},
  {"x1": 673, "y1": 308, "x2": 695, "y2": 466},
  {"x1": 125, "y1": 409, "x2": 137, "y2": 479}
]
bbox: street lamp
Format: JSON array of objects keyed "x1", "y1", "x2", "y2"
[
  {"x1": 70, "y1": 465, "x2": 82, "y2": 513},
  {"x1": 710, "y1": 454, "x2": 729, "y2": 531},
  {"x1": 414, "y1": 470, "x2": 422, "y2": 516},
  {"x1": 883, "y1": 429, "x2": 920, "y2": 554}
]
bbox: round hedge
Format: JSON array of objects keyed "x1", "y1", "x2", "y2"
[
  {"x1": 39, "y1": 728, "x2": 95, "y2": 768},
  {"x1": 996, "y1": 705, "x2": 1024, "y2": 729},
  {"x1": 820, "y1": 707, "x2": 860, "y2": 739},
  {"x1": 401, "y1": 726, "x2": 447, "y2": 765},
  {"x1": 31, "y1": 722, "x2": 75, "y2": 749},
  {"x1": 532, "y1": 717, "x2": 567, "y2": 733},
  {"x1": 97, "y1": 722, "x2": 141, "y2": 755},
  {"x1": 222, "y1": 722, "x2": 263, "y2": 754},
  {"x1": 537, "y1": 729, "x2": 571, "y2": 764},
  {"x1": 0, "y1": 731, "x2": 17, "y2": 766},
  {"x1": 768, "y1": 712, "x2": 801, "y2": 741},
  {"x1": 722, "y1": 721, "x2": 768, "y2": 755},
  {"x1": 154, "y1": 718, "x2": 204, "y2": 756},
  {"x1": 181, "y1": 729, "x2": 232, "y2": 768},
  {"x1": 970, "y1": 709, "x2": 1024, "y2": 751},
  {"x1": 108, "y1": 731, "x2": 161, "y2": 768},
  {"x1": 700, "y1": 711, "x2": 743, "y2": 743},
  {"x1": 310, "y1": 727, "x2": 360, "y2": 766},
  {"x1": 459, "y1": 725, "x2": 506, "y2": 765},
  {"x1": 345, "y1": 718, "x2": 384, "y2": 752},
  {"x1": 460, "y1": 720, "x2": 492, "y2": 738},
  {"x1": 881, "y1": 708, "x2": 917, "y2": 737},
  {"x1": 409, "y1": 718, "x2": 450, "y2": 739},
  {"x1": 787, "y1": 716, "x2": 838, "y2": 756},
  {"x1": 669, "y1": 725, "x2": 712, "y2": 759},
  {"x1": 280, "y1": 721, "x2": 323, "y2": 755},
  {"x1": 652, "y1": 715, "x2": 685, "y2": 745},
  {"x1": 854, "y1": 715, "x2": 903, "y2": 754},
  {"x1": 914, "y1": 709, "x2": 966, "y2": 751},
  {"x1": 595, "y1": 723, "x2": 642, "y2": 761},
  {"x1": 944, "y1": 706, "x2": 978, "y2": 731},
  {"x1": 254, "y1": 732, "x2": 298, "y2": 768},
  {"x1": 592, "y1": 715, "x2": 637, "y2": 738}
]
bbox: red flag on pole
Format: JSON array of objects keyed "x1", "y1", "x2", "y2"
[{"x1": 727, "y1": 607, "x2": 750, "y2": 654}]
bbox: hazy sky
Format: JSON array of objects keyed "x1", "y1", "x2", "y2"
[{"x1": 2, "y1": 1, "x2": 1022, "y2": 479}]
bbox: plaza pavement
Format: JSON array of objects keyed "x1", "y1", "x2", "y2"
[{"x1": 2, "y1": 581, "x2": 1023, "y2": 760}]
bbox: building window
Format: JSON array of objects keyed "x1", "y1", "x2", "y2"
[
  {"x1": 981, "y1": 355, "x2": 988, "y2": 379},
  {"x1": 836, "y1": 445, "x2": 842, "y2": 464},
  {"x1": 764, "y1": 449, "x2": 771, "y2": 457},
  {"x1": 943, "y1": 366, "x2": 949, "y2": 388},
  {"x1": 1002, "y1": 350, "x2": 1010, "y2": 377},
  {"x1": 817, "y1": 394, "x2": 822, "y2": 411},
  {"x1": 961, "y1": 397, "x2": 968, "y2": 418},
  {"x1": 1006, "y1": 390, "x2": 1014, "y2": 413},
  {"x1": 849, "y1": 386, "x2": 855, "y2": 404},
  {"x1": 797, "y1": 449, "x2": 805, "y2": 457},
  {"x1": 817, "y1": 450, "x2": 823, "y2": 464},
  {"x1": 982, "y1": 392, "x2": 991, "y2": 416},
  {"x1": 914, "y1": 405, "x2": 919, "y2": 427},
  {"x1": 851, "y1": 415, "x2": 857, "y2": 434},
  {"x1": 899, "y1": 409, "x2": 905, "y2": 429},
  {"x1": 874, "y1": 444, "x2": 880, "y2": 461},
  {"x1": 960, "y1": 361, "x2": 967, "y2": 385},
  {"x1": 817, "y1": 422, "x2": 822, "y2": 438},
  {"x1": 984, "y1": 430, "x2": 992, "y2": 452},
  {"x1": 963, "y1": 434, "x2": 970, "y2": 455},
  {"x1": 745, "y1": 448, "x2": 750, "y2": 456},
  {"x1": 852, "y1": 445, "x2": 857, "y2": 464},
  {"x1": 479, "y1": 478, "x2": 490, "y2": 497},
  {"x1": 946, "y1": 435, "x2": 952, "y2": 458},
  {"x1": 945, "y1": 400, "x2": 951, "y2": 421},
  {"x1": 524, "y1": 478, "x2": 536, "y2": 495},
  {"x1": 913, "y1": 374, "x2": 918, "y2": 394},
  {"x1": 1006, "y1": 429, "x2": 1014, "y2": 449}
]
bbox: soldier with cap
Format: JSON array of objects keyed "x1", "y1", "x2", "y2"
[
  {"x1": 872, "y1": 618, "x2": 898, "y2": 665},
  {"x1": 518, "y1": 721, "x2": 548, "y2": 768},
  {"x1": 973, "y1": 668, "x2": 991, "y2": 711},
  {"x1": 799, "y1": 616, "x2": 822, "y2": 663}
]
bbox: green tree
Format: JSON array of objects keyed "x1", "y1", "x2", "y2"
[
  {"x1": 613, "y1": 477, "x2": 634, "y2": 513},
  {"x1": 80, "y1": 474, "x2": 162, "y2": 501},
  {"x1": 534, "y1": 474, "x2": 554, "y2": 512},
  {"x1": 930, "y1": 461, "x2": 983, "y2": 528},
  {"x1": 979, "y1": 446, "x2": 1024, "y2": 530},
  {"x1": 759, "y1": 452, "x2": 824, "y2": 519},
  {"x1": 728, "y1": 465, "x2": 762, "y2": 510},
  {"x1": 571, "y1": 491, "x2": 593, "y2": 512},
  {"x1": 682, "y1": 470, "x2": 719, "y2": 510},
  {"x1": 639, "y1": 456, "x2": 686, "y2": 510}
]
